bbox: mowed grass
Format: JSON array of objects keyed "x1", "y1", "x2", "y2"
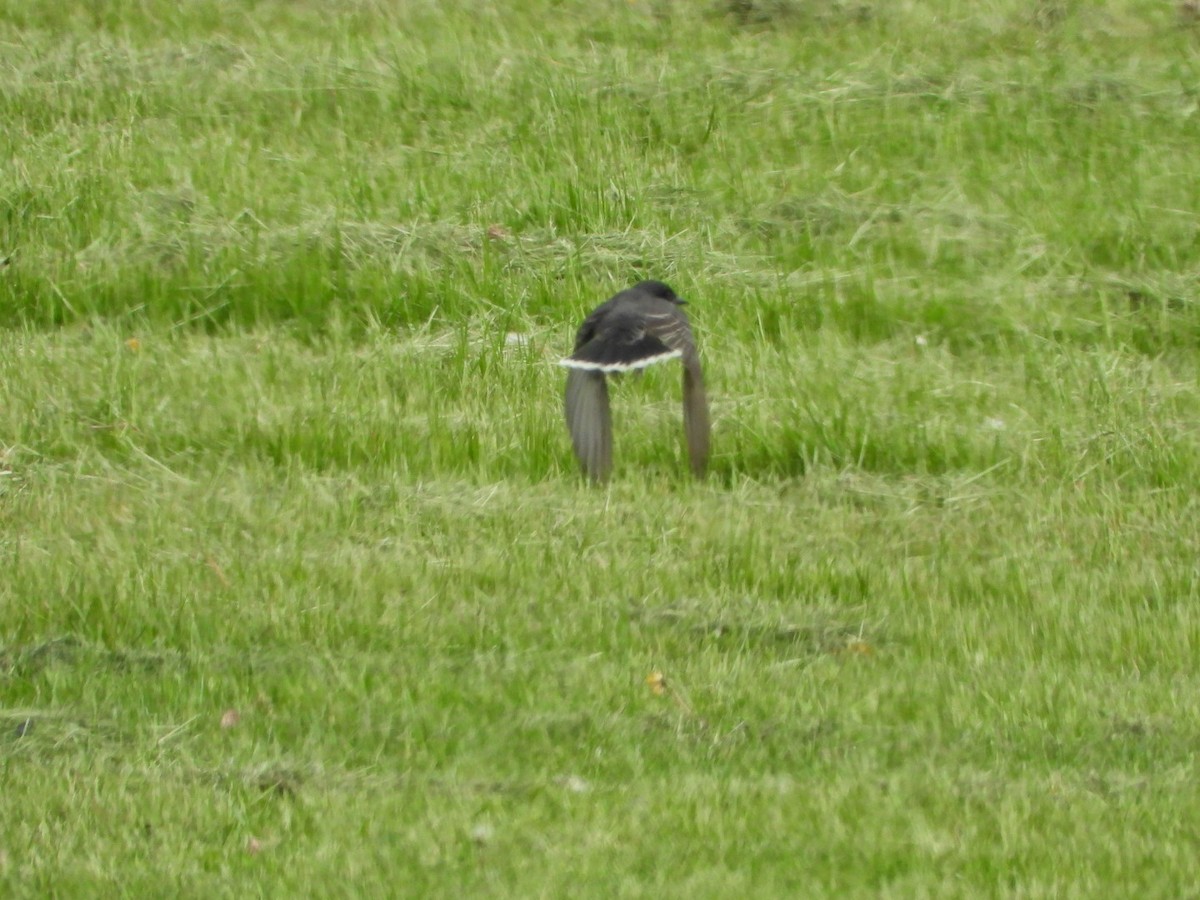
[{"x1": 3, "y1": 0, "x2": 1200, "y2": 894}]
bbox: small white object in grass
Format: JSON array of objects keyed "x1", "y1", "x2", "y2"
[
  {"x1": 504, "y1": 332, "x2": 529, "y2": 347},
  {"x1": 983, "y1": 417, "x2": 1006, "y2": 431},
  {"x1": 470, "y1": 823, "x2": 494, "y2": 845},
  {"x1": 562, "y1": 774, "x2": 590, "y2": 794},
  {"x1": 914, "y1": 334, "x2": 929, "y2": 347}
]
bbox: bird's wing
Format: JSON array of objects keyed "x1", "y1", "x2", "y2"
[
  {"x1": 682, "y1": 362, "x2": 710, "y2": 478},
  {"x1": 640, "y1": 302, "x2": 699, "y2": 364},
  {"x1": 644, "y1": 303, "x2": 710, "y2": 478},
  {"x1": 564, "y1": 367, "x2": 612, "y2": 482}
]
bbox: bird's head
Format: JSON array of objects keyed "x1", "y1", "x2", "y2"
[{"x1": 634, "y1": 280, "x2": 686, "y2": 305}]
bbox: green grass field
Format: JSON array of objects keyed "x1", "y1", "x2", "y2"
[{"x1": 4, "y1": 0, "x2": 1200, "y2": 894}]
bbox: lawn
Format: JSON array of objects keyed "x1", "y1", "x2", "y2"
[{"x1": 3, "y1": 0, "x2": 1200, "y2": 895}]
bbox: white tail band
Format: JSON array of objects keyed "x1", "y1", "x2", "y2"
[{"x1": 558, "y1": 349, "x2": 682, "y2": 373}]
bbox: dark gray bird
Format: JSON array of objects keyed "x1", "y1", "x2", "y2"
[{"x1": 560, "y1": 280, "x2": 710, "y2": 482}]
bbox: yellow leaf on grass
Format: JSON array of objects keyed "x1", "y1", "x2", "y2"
[{"x1": 844, "y1": 639, "x2": 873, "y2": 656}]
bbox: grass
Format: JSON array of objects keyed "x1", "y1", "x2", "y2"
[{"x1": 3, "y1": 0, "x2": 1200, "y2": 894}]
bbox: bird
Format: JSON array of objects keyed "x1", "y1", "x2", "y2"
[{"x1": 560, "y1": 280, "x2": 710, "y2": 482}]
